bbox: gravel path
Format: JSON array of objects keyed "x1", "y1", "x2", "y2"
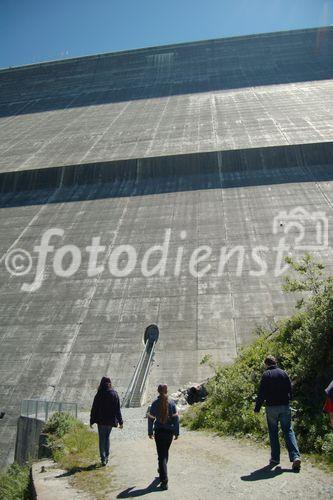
[
  {"x1": 69, "y1": 408, "x2": 333, "y2": 499},
  {"x1": 101, "y1": 408, "x2": 333, "y2": 499}
]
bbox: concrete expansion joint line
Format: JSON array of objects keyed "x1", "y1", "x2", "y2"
[
  {"x1": 105, "y1": 247, "x2": 133, "y2": 365},
  {"x1": 317, "y1": 185, "x2": 333, "y2": 210},
  {"x1": 53, "y1": 198, "x2": 130, "y2": 390},
  {"x1": 145, "y1": 95, "x2": 171, "y2": 157},
  {"x1": 0, "y1": 183, "x2": 66, "y2": 266},
  {"x1": 301, "y1": 163, "x2": 333, "y2": 211},
  {"x1": 251, "y1": 87, "x2": 291, "y2": 146},
  {"x1": 79, "y1": 100, "x2": 132, "y2": 164},
  {"x1": 0, "y1": 100, "x2": 31, "y2": 131},
  {"x1": 13, "y1": 92, "x2": 85, "y2": 170},
  {"x1": 218, "y1": 162, "x2": 237, "y2": 356},
  {"x1": 195, "y1": 192, "x2": 199, "y2": 351},
  {"x1": 211, "y1": 95, "x2": 220, "y2": 150}
]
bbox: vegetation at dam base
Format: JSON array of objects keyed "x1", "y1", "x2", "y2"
[
  {"x1": 44, "y1": 412, "x2": 113, "y2": 498},
  {"x1": 0, "y1": 412, "x2": 107, "y2": 500},
  {"x1": 0, "y1": 463, "x2": 30, "y2": 500},
  {"x1": 183, "y1": 254, "x2": 333, "y2": 464},
  {"x1": 0, "y1": 413, "x2": 112, "y2": 500}
]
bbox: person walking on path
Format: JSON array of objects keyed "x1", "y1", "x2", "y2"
[
  {"x1": 323, "y1": 379, "x2": 333, "y2": 428},
  {"x1": 254, "y1": 355, "x2": 301, "y2": 471},
  {"x1": 147, "y1": 384, "x2": 179, "y2": 490},
  {"x1": 90, "y1": 377, "x2": 123, "y2": 466}
]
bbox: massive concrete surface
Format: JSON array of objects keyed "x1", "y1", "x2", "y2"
[
  {"x1": 1, "y1": 147, "x2": 333, "y2": 465},
  {"x1": 0, "y1": 27, "x2": 332, "y2": 173},
  {"x1": 0, "y1": 27, "x2": 333, "y2": 467}
]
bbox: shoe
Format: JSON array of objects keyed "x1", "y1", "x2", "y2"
[
  {"x1": 160, "y1": 481, "x2": 168, "y2": 490},
  {"x1": 292, "y1": 458, "x2": 301, "y2": 472},
  {"x1": 269, "y1": 459, "x2": 280, "y2": 466},
  {"x1": 101, "y1": 458, "x2": 107, "y2": 466}
]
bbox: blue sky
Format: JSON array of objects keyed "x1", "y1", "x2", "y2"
[{"x1": 1, "y1": 0, "x2": 332, "y2": 68}]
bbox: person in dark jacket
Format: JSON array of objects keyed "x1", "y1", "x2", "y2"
[
  {"x1": 254, "y1": 355, "x2": 301, "y2": 471},
  {"x1": 147, "y1": 384, "x2": 179, "y2": 490},
  {"x1": 323, "y1": 379, "x2": 333, "y2": 428},
  {"x1": 90, "y1": 377, "x2": 123, "y2": 466}
]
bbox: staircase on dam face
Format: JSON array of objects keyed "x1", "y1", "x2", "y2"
[{"x1": 122, "y1": 325, "x2": 159, "y2": 408}]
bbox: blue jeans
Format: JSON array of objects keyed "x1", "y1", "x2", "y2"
[
  {"x1": 97, "y1": 424, "x2": 112, "y2": 461},
  {"x1": 266, "y1": 405, "x2": 300, "y2": 462}
]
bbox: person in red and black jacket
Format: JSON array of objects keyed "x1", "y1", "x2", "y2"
[
  {"x1": 323, "y1": 379, "x2": 333, "y2": 428},
  {"x1": 90, "y1": 377, "x2": 123, "y2": 465}
]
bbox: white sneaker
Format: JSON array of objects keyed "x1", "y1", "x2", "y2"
[{"x1": 292, "y1": 458, "x2": 301, "y2": 471}]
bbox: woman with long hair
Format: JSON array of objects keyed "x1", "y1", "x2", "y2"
[
  {"x1": 90, "y1": 377, "x2": 123, "y2": 466},
  {"x1": 147, "y1": 384, "x2": 179, "y2": 490}
]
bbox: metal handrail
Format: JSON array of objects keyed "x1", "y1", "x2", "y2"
[
  {"x1": 122, "y1": 343, "x2": 147, "y2": 407},
  {"x1": 128, "y1": 341, "x2": 155, "y2": 407},
  {"x1": 139, "y1": 340, "x2": 156, "y2": 395},
  {"x1": 128, "y1": 348, "x2": 149, "y2": 407},
  {"x1": 20, "y1": 399, "x2": 78, "y2": 420}
]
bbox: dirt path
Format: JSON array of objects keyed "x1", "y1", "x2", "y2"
[
  {"x1": 37, "y1": 409, "x2": 333, "y2": 499},
  {"x1": 109, "y1": 433, "x2": 333, "y2": 499},
  {"x1": 32, "y1": 460, "x2": 92, "y2": 500},
  {"x1": 103, "y1": 408, "x2": 333, "y2": 499}
]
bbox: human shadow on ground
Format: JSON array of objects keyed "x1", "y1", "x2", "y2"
[
  {"x1": 241, "y1": 464, "x2": 295, "y2": 482},
  {"x1": 55, "y1": 463, "x2": 102, "y2": 478},
  {"x1": 116, "y1": 477, "x2": 162, "y2": 497}
]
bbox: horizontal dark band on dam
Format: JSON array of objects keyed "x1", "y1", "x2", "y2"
[
  {"x1": 1, "y1": 27, "x2": 332, "y2": 114},
  {"x1": 1, "y1": 27, "x2": 332, "y2": 173},
  {"x1": 1, "y1": 142, "x2": 333, "y2": 197}
]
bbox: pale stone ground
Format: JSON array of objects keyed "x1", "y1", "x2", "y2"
[
  {"x1": 34, "y1": 408, "x2": 333, "y2": 499},
  {"x1": 32, "y1": 460, "x2": 92, "y2": 500}
]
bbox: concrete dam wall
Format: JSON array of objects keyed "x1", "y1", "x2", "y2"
[
  {"x1": 0, "y1": 27, "x2": 333, "y2": 173},
  {"x1": 0, "y1": 27, "x2": 333, "y2": 466}
]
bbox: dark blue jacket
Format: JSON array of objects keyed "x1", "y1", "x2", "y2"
[
  {"x1": 148, "y1": 397, "x2": 179, "y2": 436},
  {"x1": 90, "y1": 388, "x2": 123, "y2": 426},
  {"x1": 255, "y1": 365, "x2": 292, "y2": 412}
]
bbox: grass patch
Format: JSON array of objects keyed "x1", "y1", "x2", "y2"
[
  {"x1": 303, "y1": 452, "x2": 333, "y2": 473},
  {"x1": 183, "y1": 254, "x2": 333, "y2": 465},
  {"x1": 45, "y1": 412, "x2": 113, "y2": 499},
  {"x1": 0, "y1": 463, "x2": 30, "y2": 500}
]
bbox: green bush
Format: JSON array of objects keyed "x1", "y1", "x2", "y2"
[
  {"x1": 322, "y1": 433, "x2": 333, "y2": 461},
  {"x1": 183, "y1": 255, "x2": 333, "y2": 461},
  {"x1": 43, "y1": 411, "x2": 77, "y2": 438},
  {"x1": 43, "y1": 413, "x2": 99, "y2": 468},
  {"x1": 0, "y1": 463, "x2": 30, "y2": 500},
  {"x1": 43, "y1": 412, "x2": 80, "y2": 460},
  {"x1": 43, "y1": 414, "x2": 110, "y2": 498}
]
